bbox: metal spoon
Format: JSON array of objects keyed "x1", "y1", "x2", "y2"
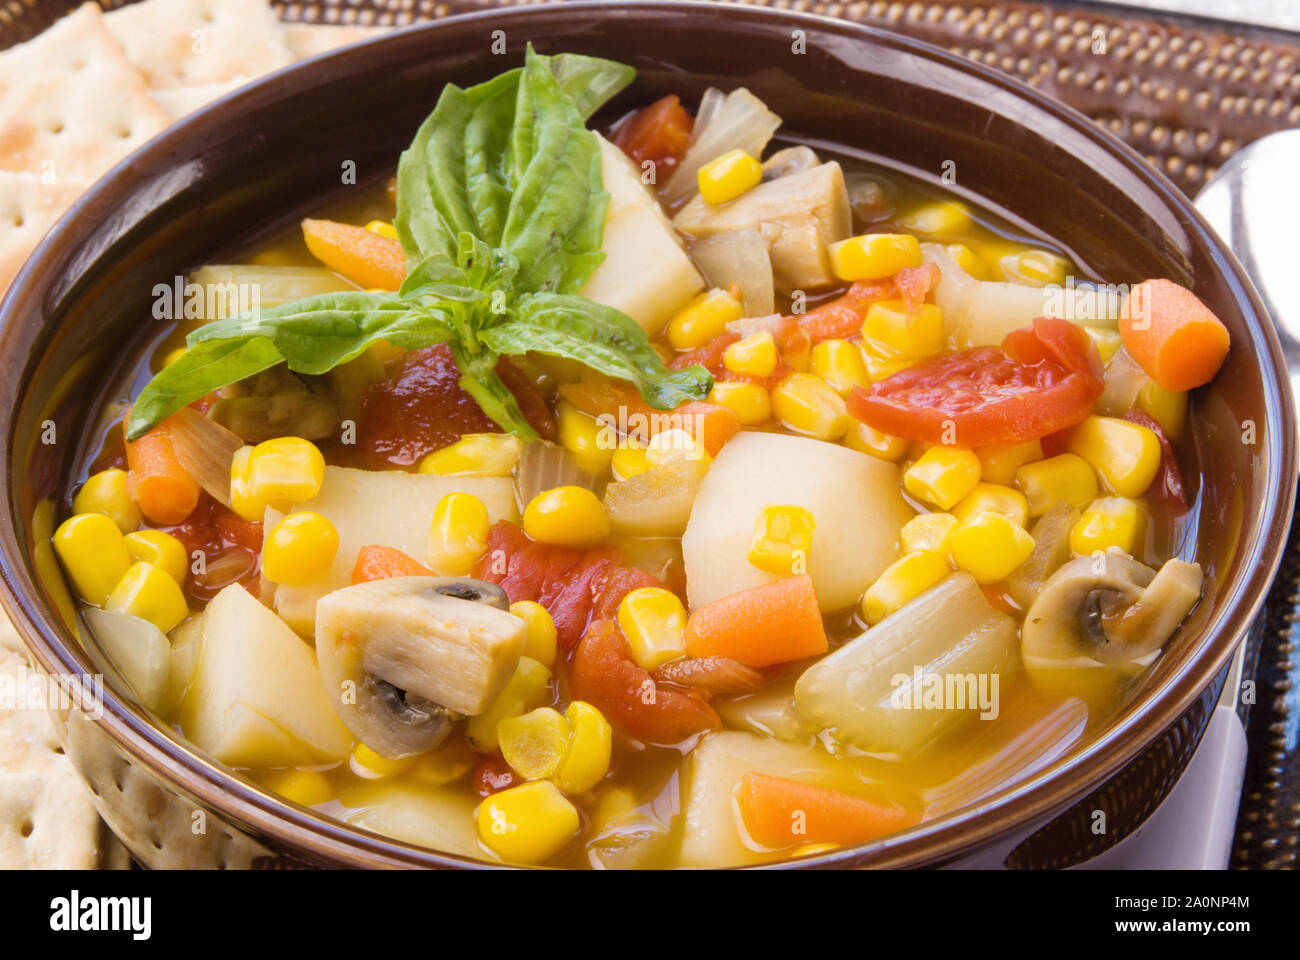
[{"x1": 1195, "y1": 129, "x2": 1300, "y2": 412}]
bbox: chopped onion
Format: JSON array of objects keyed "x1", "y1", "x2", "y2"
[
  {"x1": 515, "y1": 440, "x2": 599, "y2": 510},
  {"x1": 84, "y1": 607, "x2": 171, "y2": 713},
  {"x1": 167, "y1": 406, "x2": 244, "y2": 508},
  {"x1": 922, "y1": 243, "x2": 1052, "y2": 347},
  {"x1": 688, "y1": 228, "x2": 775, "y2": 317},
  {"x1": 163, "y1": 616, "x2": 203, "y2": 720},
  {"x1": 1095, "y1": 346, "x2": 1149, "y2": 416},
  {"x1": 189, "y1": 264, "x2": 356, "y2": 313},
  {"x1": 660, "y1": 87, "x2": 781, "y2": 206}
]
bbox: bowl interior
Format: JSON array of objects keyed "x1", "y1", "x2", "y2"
[{"x1": 0, "y1": 2, "x2": 1292, "y2": 867}]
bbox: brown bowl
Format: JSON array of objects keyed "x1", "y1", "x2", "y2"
[{"x1": 0, "y1": 1, "x2": 1293, "y2": 869}]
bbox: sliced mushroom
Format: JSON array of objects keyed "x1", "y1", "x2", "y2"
[
  {"x1": 673, "y1": 156, "x2": 851, "y2": 294},
  {"x1": 315, "y1": 576, "x2": 523, "y2": 758},
  {"x1": 210, "y1": 366, "x2": 339, "y2": 442},
  {"x1": 1022, "y1": 552, "x2": 1204, "y2": 666}
]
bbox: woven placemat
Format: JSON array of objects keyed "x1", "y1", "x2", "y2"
[{"x1": 1, "y1": 0, "x2": 1296, "y2": 869}]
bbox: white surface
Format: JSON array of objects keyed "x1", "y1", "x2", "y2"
[{"x1": 1110, "y1": 0, "x2": 1300, "y2": 31}]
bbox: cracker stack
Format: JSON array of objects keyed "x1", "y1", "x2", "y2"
[
  {"x1": 0, "y1": 0, "x2": 393, "y2": 868},
  {"x1": 0, "y1": 0, "x2": 390, "y2": 295}
]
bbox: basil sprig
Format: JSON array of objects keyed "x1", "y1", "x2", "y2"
[{"x1": 126, "y1": 47, "x2": 711, "y2": 441}]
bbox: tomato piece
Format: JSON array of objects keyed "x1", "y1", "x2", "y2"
[
  {"x1": 894, "y1": 263, "x2": 940, "y2": 312},
  {"x1": 358, "y1": 346, "x2": 552, "y2": 470},
  {"x1": 571, "y1": 620, "x2": 720, "y2": 746},
  {"x1": 781, "y1": 280, "x2": 895, "y2": 348},
  {"x1": 848, "y1": 317, "x2": 1104, "y2": 447},
  {"x1": 670, "y1": 328, "x2": 792, "y2": 389},
  {"x1": 610, "y1": 95, "x2": 693, "y2": 179},
  {"x1": 1122, "y1": 410, "x2": 1188, "y2": 512},
  {"x1": 473, "y1": 754, "x2": 518, "y2": 798},
  {"x1": 162, "y1": 493, "x2": 261, "y2": 603}
]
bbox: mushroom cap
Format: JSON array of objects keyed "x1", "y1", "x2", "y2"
[{"x1": 316, "y1": 576, "x2": 524, "y2": 758}]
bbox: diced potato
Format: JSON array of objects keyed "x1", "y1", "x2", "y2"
[
  {"x1": 683, "y1": 432, "x2": 911, "y2": 611},
  {"x1": 579, "y1": 135, "x2": 705, "y2": 335},
  {"x1": 272, "y1": 466, "x2": 516, "y2": 635},
  {"x1": 678, "y1": 732, "x2": 898, "y2": 867},
  {"x1": 180, "y1": 584, "x2": 352, "y2": 767},
  {"x1": 83, "y1": 608, "x2": 170, "y2": 714},
  {"x1": 794, "y1": 573, "x2": 1019, "y2": 754},
  {"x1": 336, "y1": 781, "x2": 482, "y2": 860}
]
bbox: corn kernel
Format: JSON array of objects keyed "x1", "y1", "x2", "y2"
[
  {"x1": 794, "y1": 843, "x2": 841, "y2": 857},
  {"x1": 1067, "y1": 416, "x2": 1160, "y2": 498},
  {"x1": 903, "y1": 447, "x2": 982, "y2": 510},
  {"x1": 124, "y1": 529, "x2": 188, "y2": 584},
  {"x1": 1014, "y1": 453, "x2": 1098, "y2": 516},
  {"x1": 1086, "y1": 327, "x2": 1124, "y2": 364},
  {"x1": 861, "y1": 550, "x2": 950, "y2": 624},
  {"x1": 523, "y1": 486, "x2": 609, "y2": 546},
  {"x1": 975, "y1": 440, "x2": 1043, "y2": 485},
  {"x1": 554, "y1": 701, "x2": 612, "y2": 794},
  {"x1": 697, "y1": 148, "x2": 764, "y2": 205},
  {"x1": 262, "y1": 511, "x2": 338, "y2": 585},
  {"x1": 477, "y1": 780, "x2": 580, "y2": 864},
  {"x1": 499, "y1": 707, "x2": 571, "y2": 781},
  {"x1": 949, "y1": 512, "x2": 1036, "y2": 584},
  {"x1": 258, "y1": 768, "x2": 332, "y2": 806},
  {"x1": 617, "y1": 586, "x2": 687, "y2": 671},
  {"x1": 898, "y1": 201, "x2": 972, "y2": 236},
  {"x1": 946, "y1": 243, "x2": 990, "y2": 280},
  {"x1": 829, "y1": 233, "x2": 923, "y2": 282},
  {"x1": 104, "y1": 561, "x2": 190, "y2": 634},
  {"x1": 351, "y1": 741, "x2": 413, "y2": 778},
  {"x1": 709, "y1": 381, "x2": 772, "y2": 426},
  {"x1": 229, "y1": 445, "x2": 265, "y2": 522},
  {"x1": 73, "y1": 469, "x2": 140, "y2": 534},
  {"x1": 811, "y1": 339, "x2": 869, "y2": 396},
  {"x1": 952, "y1": 483, "x2": 1030, "y2": 527},
  {"x1": 161, "y1": 346, "x2": 188, "y2": 368},
  {"x1": 862, "y1": 300, "x2": 945, "y2": 361},
  {"x1": 365, "y1": 220, "x2": 399, "y2": 240},
  {"x1": 466, "y1": 656, "x2": 553, "y2": 752},
  {"x1": 52, "y1": 513, "x2": 132, "y2": 606},
  {"x1": 509, "y1": 600, "x2": 558, "y2": 669},
  {"x1": 428, "y1": 492, "x2": 490, "y2": 576},
  {"x1": 843, "y1": 421, "x2": 908, "y2": 461},
  {"x1": 998, "y1": 249, "x2": 1070, "y2": 287},
  {"x1": 645, "y1": 428, "x2": 709, "y2": 468},
  {"x1": 1069, "y1": 496, "x2": 1146, "y2": 556},
  {"x1": 418, "y1": 432, "x2": 522, "y2": 476},
  {"x1": 610, "y1": 441, "x2": 651, "y2": 481},
  {"x1": 411, "y1": 736, "x2": 477, "y2": 787},
  {"x1": 723, "y1": 332, "x2": 778, "y2": 378},
  {"x1": 1137, "y1": 380, "x2": 1187, "y2": 441},
  {"x1": 900, "y1": 512, "x2": 958, "y2": 555},
  {"x1": 771, "y1": 373, "x2": 850, "y2": 440},
  {"x1": 748, "y1": 504, "x2": 816, "y2": 575},
  {"x1": 860, "y1": 338, "x2": 916, "y2": 382},
  {"x1": 246, "y1": 437, "x2": 326, "y2": 509},
  {"x1": 557, "y1": 401, "x2": 615, "y2": 475},
  {"x1": 666, "y1": 288, "x2": 745, "y2": 350}
]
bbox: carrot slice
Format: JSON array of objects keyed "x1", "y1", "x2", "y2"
[
  {"x1": 683, "y1": 575, "x2": 827, "y2": 667},
  {"x1": 558, "y1": 376, "x2": 740, "y2": 457},
  {"x1": 301, "y1": 218, "x2": 405, "y2": 291},
  {"x1": 737, "y1": 772, "x2": 916, "y2": 848},
  {"x1": 122, "y1": 412, "x2": 201, "y2": 525},
  {"x1": 1118, "y1": 279, "x2": 1230, "y2": 391},
  {"x1": 351, "y1": 545, "x2": 433, "y2": 584}
]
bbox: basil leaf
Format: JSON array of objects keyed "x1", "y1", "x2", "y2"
[
  {"x1": 483, "y1": 293, "x2": 712, "y2": 410},
  {"x1": 446, "y1": 341, "x2": 537, "y2": 438},
  {"x1": 396, "y1": 49, "x2": 632, "y2": 275},
  {"x1": 126, "y1": 337, "x2": 283, "y2": 440},
  {"x1": 189, "y1": 292, "x2": 450, "y2": 374},
  {"x1": 503, "y1": 48, "x2": 608, "y2": 295}
]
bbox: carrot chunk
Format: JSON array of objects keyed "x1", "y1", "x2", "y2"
[
  {"x1": 558, "y1": 376, "x2": 740, "y2": 457},
  {"x1": 351, "y1": 545, "x2": 433, "y2": 584},
  {"x1": 683, "y1": 574, "x2": 827, "y2": 667},
  {"x1": 301, "y1": 218, "x2": 405, "y2": 291},
  {"x1": 737, "y1": 772, "x2": 917, "y2": 848},
  {"x1": 122, "y1": 412, "x2": 201, "y2": 525},
  {"x1": 1118, "y1": 279, "x2": 1230, "y2": 391}
]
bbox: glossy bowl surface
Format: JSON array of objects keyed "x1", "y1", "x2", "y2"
[{"x1": 0, "y1": 1, "x2": 1293, "y2": 868}]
